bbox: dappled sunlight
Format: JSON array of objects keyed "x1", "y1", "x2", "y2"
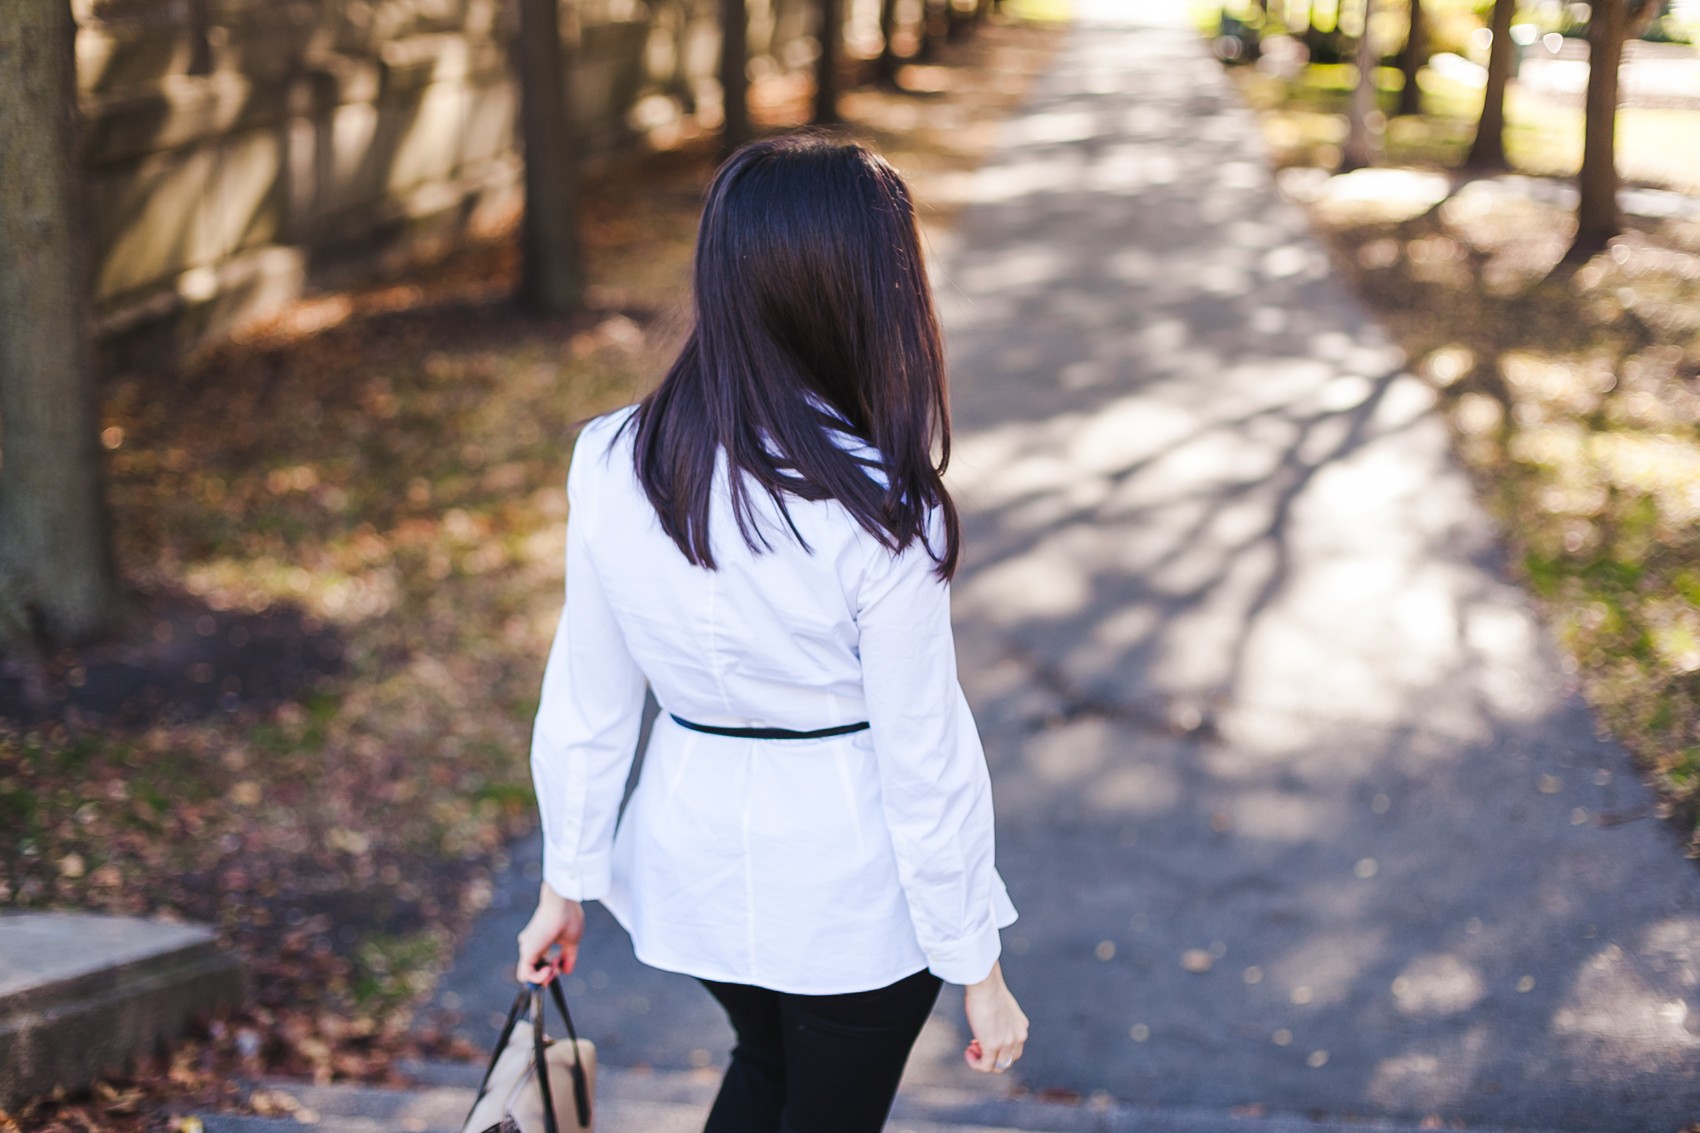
[
  {"x1": 1365, "y1": 1025, "x2": 1490, "y2": 1112},
  {"x1": 1306, "y1": 168, "x2": 1452, "y2": 226},
  {"x1": 1291, "y1": 127, "x2": 1700, "y2": 861},
  {"x1": 1552, "y1": 931, "x2": 1700, "y2": 1059},
  {"x1": 835, "y1": 20, "x2": 1067, "y2": 246},
  {"x1": 1228, "y1": 789, "x2": 1338, "y2": 841},
  {"x1": 1265, "y1": 923, "x2": 1391, "y2": 1009},
  {"x1": 957, "y1": 244, "x2": 1074, "y2": 291},
  {"x1": 1589, "y1": 433, "x2": 1700, "y2": 525},
  {"x1": 959, "y1": 536, "x2": 1096, "y2": 622},
  {"x1": 1025, "y1": 716, "x2": 1114, "y2": 784},
  {"x1": 939, "y1": 8, "x2": 1700, "y2": 1125},
  {"x1": 1000, "y1": 716, "x2": 1193, "y2": 817},
  {"x1": 952, "y1": 335, "x2": 1541, "y2": 744},
  {"x1": 1089, "y1": 758, "x2": 1188, "y2": 816},
  {"x1": 75, "y1": 0, "x2": 528, "y2": 351},
  {"x1": 1389, "y1": 953, "x2": 1487, "y2": 1017}
]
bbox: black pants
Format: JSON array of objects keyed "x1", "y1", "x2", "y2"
[{"x1": 698, "y1": 967, "x2": 942, "y2": 1133}]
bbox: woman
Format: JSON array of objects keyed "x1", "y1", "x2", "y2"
[{"x1": 515, "y1": 135, "x2": 1027, "y2": 1133}]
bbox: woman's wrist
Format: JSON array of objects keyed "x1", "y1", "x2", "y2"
[
  {"x1": 518, "y1": 883, "x2": 586, "y2": 983},
  {"x1": 961, "y1": 959, "x2": 1026, "y2": 1073}
]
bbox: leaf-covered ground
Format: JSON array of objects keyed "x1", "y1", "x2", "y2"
[{"x1": 0, "y1": 18, "x2": 1062, "y2": 1133}]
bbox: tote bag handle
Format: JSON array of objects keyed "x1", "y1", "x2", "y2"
[
  {"x1": 530, "y1": 986, "x2": 560, "y2": 1133},
  {"x1": 546, "y1": 979, "x2": 592, "y2": 1130},
  {"x1": 470, "y1": 987, "x2": 530, "y2": 1105},
  {"x1": 467, "y1": 980, "x2": 591, "y2": 1133}
]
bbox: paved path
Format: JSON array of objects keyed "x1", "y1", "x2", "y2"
[{"x1": 429, "y1": 3, "x2": 1700, "y2": 1130}]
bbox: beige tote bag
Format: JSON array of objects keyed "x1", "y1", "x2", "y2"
[{"x1": 462, "y1": 983, "x2": 595, "y2": 1133}]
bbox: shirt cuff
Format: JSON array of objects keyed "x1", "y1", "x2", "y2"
[
  {"x1": 923, "y1": 914, "x2": 1004, "y2": 986},
  {"x1": 543, "y1": 845, "x2": 611, "y2": 903}
]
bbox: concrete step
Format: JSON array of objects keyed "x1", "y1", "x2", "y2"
[
  {"x1": 0, "y1": 912, "x2": 245, "y2": 1109},
  {"x1": 193, "y1": 1063, "x2": 1560, "y2": 1133}
]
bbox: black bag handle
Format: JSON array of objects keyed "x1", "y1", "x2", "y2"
[
  {"x1": 471, "y1": 987, "x2": 531, "y2": 1108},
  {"x1": 530, "y1": 986, "x2": 561, "y2": 1133},
  {"x1": 546, "y1": 978, "x2": 592, "y2": 1129},
  {"x1": 464, "y1": 978, "x2": 589, "y2": 1132}
]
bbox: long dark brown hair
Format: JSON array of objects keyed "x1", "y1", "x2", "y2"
[{"x1": 621, "y1": 134, "x2": 960, "y2": 579}]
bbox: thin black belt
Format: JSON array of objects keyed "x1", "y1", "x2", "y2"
[{"x1": 669, "y1": 714, "x2": 870, "y2": 740}]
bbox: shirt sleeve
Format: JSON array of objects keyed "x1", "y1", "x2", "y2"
[
  {"x1": 530, "y1": 428, "x2": 648, "y2": 902},
  {"x1": 857, "y1": 514, "x2": 1015, "y2": 986}
]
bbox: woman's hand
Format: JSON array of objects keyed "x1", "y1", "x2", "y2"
[
  {"x1": 515, "y1": 881, "x2": 585, "y2": 985},
  {"x1": 963, "y1": 961, "x2": 1028, "y2": 1074}
]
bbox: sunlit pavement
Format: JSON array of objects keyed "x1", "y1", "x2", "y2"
[
  {"x1": 430, "y1": 4, "x2": 1700, "y2": 1130},
  {"x1": 934, "y1": 1, "x2": 1700, "y2": 1128}
]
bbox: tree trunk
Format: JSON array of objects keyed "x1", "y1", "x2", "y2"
[
  {"x1": 1565, "y1": 0, "x2": 1629, "y2": 261},
  {"x1": 814, "y1": 0, "x2": 841, "y2": 124},
  {"x1": 515, "y1": 0, "x2": 584, "y2": 312},
  {"x1": 917, "y1": 0, "x2": 947, "y2": 61},
  {"x1": 1396, "y1": 0, "x2": 1425, "y2": 116},
  {"x1": 877, "y1": 0, "x2": 902, "y2": 87},
  {"x1": 0, "y1": 0, "x2": 123, "y2": 648},
  {"x1": 1464, "y1": 0, "x2": 1515, "y2": 170},
  {"x1": 1340, "y1": 0, "x2": 1381, "y2": 171},
  {"x1": 720, "y1": 0, "x2": 751, "y2": 154},
  {"x1": 946, "y1": 0, "x2": 974, "y2": 42}
]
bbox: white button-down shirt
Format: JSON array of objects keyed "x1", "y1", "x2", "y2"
[{"x1": 530, "y1": 407, "x2": 1017, "y2": 994}]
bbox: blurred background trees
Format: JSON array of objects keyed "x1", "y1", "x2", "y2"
[
  {"x1": 1341, "y1": 0, "x2": 1383, "y2": 167},
  {"x1": 1568, "y1": 0, "x2": 1664, "y2": 259},
  {"x1": 0, "y1": 0, "x2": 1002, "y2": 658},
  {"x1": 816, "y1": 0, "x2": 844, "y2": 121},
  {"x1": 721, "y1": 0, "x2": 752, "y2": 151},
  {"x1": 1214, "y1": 0, "x2": 1699, "y2": 255},
  {"x1": 1463, "y1": 0, "x2": 1516, "y2": 169},
  {"x1": 516, "y1": 0, "x2": 585, "y2": 312},
  {"x1": 1395, "y1": 0, "x2": 1426, "y2": 114}
]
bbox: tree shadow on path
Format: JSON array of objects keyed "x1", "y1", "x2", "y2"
[{"x1": 935, "y1": 16, "x2": 1700, "y2": 1131}]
